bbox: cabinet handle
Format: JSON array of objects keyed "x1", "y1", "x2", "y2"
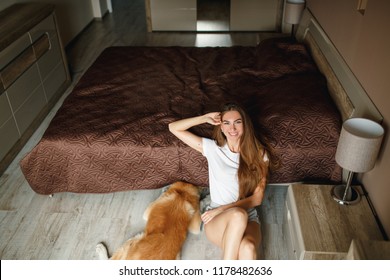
[
  {"x1": 32, "y1": 33, "x2": 50, "y2": 60},
  {"x1": 0, "y1": 46, "x2": 35, "y2": 91},
  {"x1": 0, "y1": 33, "x2": 50, "y2": 93}
]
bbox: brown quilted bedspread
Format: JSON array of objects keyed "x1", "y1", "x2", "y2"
[{"x1": 20, "y1": 38, "x2": 342, "y2": 194}]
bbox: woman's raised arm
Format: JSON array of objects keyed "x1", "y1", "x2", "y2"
[{"x1": 168, "y1": 112, "x2": 221, "y2": 154}]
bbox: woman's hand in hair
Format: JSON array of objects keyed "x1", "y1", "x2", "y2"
[{"x1": 203, "y1": 112, "x2": 221, "y2": 126}]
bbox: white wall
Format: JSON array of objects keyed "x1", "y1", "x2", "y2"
[
  {"x1": 0, "y1": 0, "x2": 95, "y2": 46},
  {"x1": 230, "y1": 0, "x2": 279, "y2": 31},
  {"x1": 91, "y1": 0, "x2": 109, "y2": 19}
]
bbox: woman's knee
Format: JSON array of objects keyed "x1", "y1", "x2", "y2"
[
  {"x1": 227, "y1": 207, "x2": 248, "y2": 225},
  {"x1": 204, "y1": 207, "x2": 247, "y2": 248}
]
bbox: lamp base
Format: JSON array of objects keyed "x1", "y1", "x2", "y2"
[{"x1": 331, "y1": 185, "x2": 361, "y2": 205}]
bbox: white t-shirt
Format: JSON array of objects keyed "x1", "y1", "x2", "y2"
[
  {"x1": 202, "y1": 137, "x2": 240, "y2": 205},
  {"x1": 202, "y1": 137, "x2": 269, "y2": 206}
]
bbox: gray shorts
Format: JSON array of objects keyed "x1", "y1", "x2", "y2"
[{"x1": 204, "y1": 202, "x2": 261, "y2": 225}]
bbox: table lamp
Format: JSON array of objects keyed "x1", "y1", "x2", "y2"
[
  {"x1": 332, "y1": 118, "x2": 384, "y2": 205},
  {"x1": 284, "y1": 0, "x2": 305, "y2": 36}
]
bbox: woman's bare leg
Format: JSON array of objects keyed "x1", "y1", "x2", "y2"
[
  {"x1": 238, "y1": 221, "x2": 261, "y2": 260},
  {"x1": 204, "y1": 207, "x2": 248, "y2": 260}
]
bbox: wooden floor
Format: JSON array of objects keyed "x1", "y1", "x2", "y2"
[{"x1": 0, "y1": 0, "x2": 289, "y2": 260}]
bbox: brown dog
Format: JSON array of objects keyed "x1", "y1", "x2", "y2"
[{"x1": 96, "y1": 181, "x2": 202, "y2": 260}]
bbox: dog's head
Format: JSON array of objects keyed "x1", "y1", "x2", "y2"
[
  {"x1": 167, "y1": 181, "x2": 199, "y2": 197},
  {"x1": 163, "y1": 181, "x2": 201, "y2": 207},
  {"x1": 162, "y1": 181, "x2": 210, "y2": 210}
]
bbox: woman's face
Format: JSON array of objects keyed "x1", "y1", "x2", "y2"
[{"x1": 221, "y1": 110, "x2": 244, "y2": 142}]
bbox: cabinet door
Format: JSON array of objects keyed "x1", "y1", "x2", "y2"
[
  {"x1": 29, "y1": 14, "x2": 68, "y2": 102},
  {"x1": 150, "y1": 0, "x2": 197, "y2": 31},
  {"x1": 6, "y1": 64, "x2": 46, "y2": 135},
  {"x1": 0, "y1": 94, "x2": 20, "y2": 162},
  {"x1": 28, "y1": 14, "x2": 57, "y2": 42},
  {"x1": 230, "y1": 0, "x2": 278, "y2": 31}
]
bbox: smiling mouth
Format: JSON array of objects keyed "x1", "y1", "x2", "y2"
[{"x1": 227, "y1": 132, "x2": 239, "y2": 137}]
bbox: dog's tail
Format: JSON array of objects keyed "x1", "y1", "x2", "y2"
[{"x1": 96, "y1": 242, "x2": 109, "y2": 260}]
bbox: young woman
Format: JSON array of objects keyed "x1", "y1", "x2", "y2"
[{"x1": 168, "y1": 103, "x2": 270, "y2": 260}]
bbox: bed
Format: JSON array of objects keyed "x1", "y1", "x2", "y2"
[{"x1": 20, "y1": 15, "x2": 359, "y2": 195}]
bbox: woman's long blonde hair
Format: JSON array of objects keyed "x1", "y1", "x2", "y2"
[{"x1": 212, "y1": 103, "x2": 269, "y2": 199}]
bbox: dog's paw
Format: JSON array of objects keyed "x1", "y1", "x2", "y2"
[
  {"x1": 96, "y1": 242, "x2": 109, "y2": 260},
  {"x1": 188, "y1": 211, "x2": 202, "y2": 235}
]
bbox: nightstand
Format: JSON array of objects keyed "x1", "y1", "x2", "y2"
[
  {"x1": 346, "y1": 239, "x2": 390, "y2": 259},
  {"x1": 283, "y1": 183, "x2": 384, "y2": 260}
]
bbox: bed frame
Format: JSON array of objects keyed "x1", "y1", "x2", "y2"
[{"x1": 296, "y1": 9, "x2": 382, "y2": 123}]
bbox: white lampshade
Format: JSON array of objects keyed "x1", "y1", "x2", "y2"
[
  {"x1": 285, "y1": 1, "x2": 305, "y2": 25},
  {"x1": 335, "y1": 118, "x2": 384, "y2": 173}
]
